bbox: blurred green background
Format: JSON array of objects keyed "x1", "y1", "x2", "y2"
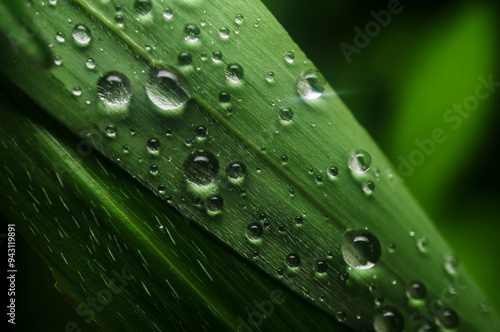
[{"x1": 2, "y1": 0, "x2": 499, "y2": 330}]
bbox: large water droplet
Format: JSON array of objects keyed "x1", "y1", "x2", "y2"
[
  {"x1": 146, "y1": 67, "x2": 190, "y2": 112},
  {"x1": 225, "y1": 64, "x2": 244, "y2": 83},
  {"x1": 246, "y1": 222, "x2": 263, "y2": 240},
  {"x1": 183, "y1": 150, "x2": 220, "y2": 186},
  {"x1": 72, "y1": 24, "x2": 91, "y2": 46},
  {"x1": 296, "y1": 69, "x2": 326, "y2": 100},
  {"x1": 373, "y1": 306, "x2": 404, "y2": 332},
  {"x1": 96, "y1": 72, "x2": 132, "y2": 106},
  {"x1": 184, "y1": 24, "x2": 200, "y2": 42},
  {"x1": 134, "y1": 0, "x2": 153, "y2": 16},
  {"x1": 348, "y1": 150, "x2": 372, "y2": 173},
  {"x1": 285, "y1": 253, "x2": 300, "y2": 268},
  {"x1": 341, "y1": 229, "x2": 381, "y2": 269}
]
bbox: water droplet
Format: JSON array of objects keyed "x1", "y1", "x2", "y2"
[
  {"x1": 406, "y1": 281, "x2": 426, "y2": 300},
  {"x1": 56, "y1": 31, "x2": 65, "y2": 43},
  {"x1": 206, "y1": 194, "x2": 223, "y2": 212},
  {"x1": 373, "y1": 306, "x2": 404, "y2": 332},
  {"x1": 195, "y1": 126, "x2": 207, "y2": 139},
  {"x1": 54, "y1": 56, "x2": 62, "y2": 66},
  {"x1": 122, "y1": 145, "x2": 130, "y2": 154},
  {"x1": 211, "y1": 51, "x2": 223, "y2": 62},
  {"x1": 49, "y1": 0, "x2": 57, "y2": 6},
  {"x1": 158, "y1": 184, "x2": 166, "y2": 194},
  {"x1": 184, "y1": 24, "x2": 200, "y2": 42},
  {"x1": 246, "y1": 222, "x2": 263, "y2": 240},
  {"x1": 341, "y1": 272, "x2": 350, "y2": 281},
  {"x1": 72, "y1": 24, "x2": 91, "y2": 46},
  {"x1": 115, "y1": 15, "x2": 124, "y2": 27},
  {"x1": 363, "y1": 181, "x2": 375, "y2": 195},
  {"x1": 436, "y1": 308, "x2": 459, "y2": 329},
  {"x1": 280, "y1": 155, "x2": 288, "y2": 164},
  {"x1": 178, "y1": 52, "x2": 192, "y2": 66},
  {"x1": 149, "y1": 164, "x2": 158, "y2": 175},
  {"x1": 278, "y1": 108, "x2": 293, "y2": 122},
  {"x1": 284, "y1": 51, "x2": 295, "y2": 63},
  {"x1": 314, "y1": 259, "x2": 327, "y2": 273},
  {"x1": 417, "y1": 236, "x2": 428, "y2": 252},
  {"x1": 266, "y1": 71, "x2": 275, "y2": 82},
  {"x1": 285, "y1": 253, "x2": 300, "y2": 268},
  {"x1": 336, "y1": 311, "x2": 346, "y2": 322},
  {"x1": 316, "y1": 175, "x2": 323, "y2": 183},
  {"x1": 86, "y1": 58, "x2": 96, "y2": 70},
  {"x1": 218, "y1": 27, "x2": 229, "y2": 39},
  {"x1": 348, "y1": 150, "x2": 372, "y2": 173},
  {"x1": 226, "y1": 161, "x2": 247, "y2": 181},
  {"x1": 443, "y1": 253, "x2": 459, "y2": 275},
  {"x1": 146, "y1": 138, "x2": 160, "y2": 154},
  {"x1": 235, "y1": 14, "x2": 244, "y2": 24},
  {"x1": 219, "y1": 92, "x2": 230, "y2": 103},
  {"x1": 134, "y1": 0, "x2": 153, "y2": 16},
  {"x1": 342, "y1": 229, "x2": 381, "y2": 269},
  {"x1": 96, "y1": 72, "x2": 132, "y2": 106},
  {"x1": 327, "y1": 166, "x2": 338, "y2": 177},
  {"x1": 418, "y1": 323, "x2": 439, "y2": 332},
  {"x1": 192, "y1": 196, "x2": 201, "y2": 206},
  {"x1": 72, "y1": 86, "x2": 82, "y2": 96},
  {"x1": 296, "y1": 69, "x2": 326, "y2": 100},
  {"x1": 375, "y1": 296, "x2": 384, "y2": 306},
  {"x1": 225, "y1": 64, "x2": 244, "y2": 84},
  {"x1": 105, "y1": 125, "x2": 117, "y2": 138},
  {"x1": 387, "y1": 243, "x2": 396, "y2": 253},
  {"x1": 163, "y1": 8, "x2": 173, "y2": 19},
  {"x1": 146, "y1": 67, "x2": 190, "y2": 111},
  {"x1": 183, "y1": 150, "x2": 220, "y2": 186}
]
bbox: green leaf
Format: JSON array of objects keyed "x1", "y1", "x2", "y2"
[{"x1": 1, "y1": 0, "x2": 499, "y2": 331}]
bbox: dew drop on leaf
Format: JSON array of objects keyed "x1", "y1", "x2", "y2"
[
  {"x1": 437, "y1": 308, "x2": 459, "y2": 329},
  {"x1": 55, "y1": 31, "x2": 65, "y2": 43},
  {"x1": 183, "y1": 150, "x2": 220, "y2": 186},
  {"x1": 183, "y1": 24, "x2": 200, "y2": 42},
  {"x1": 146, "y1": 138, "x2": 160, "y2": 154},
  {"x1": 96, "y1": 72, "x2": 132, "y2": 106},
  {"x1": 246, "y1": 222, "x2": 263, "y2": 240},
  {"x1": 278, "y1": 108, "x2": 293, "y2": 122},
  {"x1": 85, "y1": 58, "x2": 96, "y2": 70},
  {"x1": 226, "y1": 161, "x2": 247, "y2": 181},
  {"x1": 285, "y1": 253, "x2": 300, "y2": 268},
  {"x1": 314, "y1": 259, "x2": 327, "y2": 273},
  {"x1": 218, "y1": 27, "x2": 230, "y2": 39},
  {"x1": 105, "y1": 124, "x2": 117, "y2": 138},
  {"x1": 72, "y1": 24, "x2": 91, "y2": 46},
  {"x1": 211, "y1": 51, "x2": 223, "y2": 62},
  {"x1": 178, "y1": 52, "x2": 192, "y2": 66},
  {"x1": 373, "y1": 306, "x2": 404, "y2": 332},
  {"x1": 363, "y1": 181, "x2": 375, "y2": 195},
  {"x1": 163, "y1": 8, "x2": 173, "y2": 19},
  {"x1": 341, "y1": 229, "x2": 381, "y2": 269},
  {"x1": 225, "y1": 64, "x2": 244, "y2": 83},
  {"x1": 146, "y1": 67, "x2": 190, "y2": 112},
  {"x1": 284, "y1": 51, "x2": 295, "y2": 63},
  {"x1": 296, "y1": 69, "x2": 326, "y2": 100},
  {"x1": 327, "y1": 166, "x2": 338, "y2": 177},
  {"x1": 235, "y1": 14, "x2": 244, "y2": 24},
  {"x1": 348, "y1": 150, "x2": 372, "y2": 173},
  {"x1": 266, "y1": 71, "x2": 275, "y2": 82},
  {"x1": 206, "y1": 194, "x2": 223, "y2": 212},
  {"x1": 134, "y1": 0, "x2": 153, "y2": 16},
  {"x1": 219, "y1": 92, "x2": 231, "y2": 103}
]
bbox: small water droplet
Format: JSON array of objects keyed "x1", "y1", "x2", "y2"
[
  {"x1": 158, "y1": 184, "x2": 166, "y2": 194},
  {"x1": 294, "y1": 216, "x2": 303, "y2": 225},
  {"x1": 178, "y1": 52, "x2": 192, "y2": 66},
  {"x1": 418, "y1": 323, "x2": 439, "y2": 332},
  {"x1": 225, "y1": 64, "x2": 244, "y2": 83},
  {"x1": 72, "y1": 24, "x2": 91, "y2": 46},
  {"x1": 336, "y1": 311, "x2": 346, "y2": 322},
  {"x1": 206, "y1": 194, "x2": 223, "y2": 212},
  {"x1": 122, "y1": 145, "x2": 130, "y2": 154},
  {"x1": 266, "y1": 71, "x2": 275, "y2": 82},
  {"x1": 49, "y1": 0, "x2": 57, "y2": 6},
  {"x1": 417, "y1": 236, "x2": 428, "y2": 252},
  {"x1": 341, "y1": 272, "x2": 350, "y2": 281},
  {"x1": 348, "y1": 150, "x2": 372, "y2": 173},
  {"x1": 146, "y1": 67, "x2": 190, "y2": 112},
  {"x1": 278, "y1": 108, "x2": 293, "y2": 122},
  {"x1": 219, "y1": 92, "x2": 231, "y2": 103},
  {"x1": 134, "y1": 0, "x2": 153, "y2": 16},
  {"x1": 387, "y1": 243, "x2": 396, "y2": 253},
  {"x1": 296, "y1": 69, "x2": 326, "y2": 100},
  {"x1": 211, "y1": 51, "x2": 223, "y2": 62},
  {"x1": 86, "y1": 58, "x2": 96, "y2": 70},
  {"x1": 195, "y1": 125, "x2": 207, "y2": 139},
  {"x1": 184, "y1": 24, "x2": 200, "y2": 42},
  {"x1": 54, "y1": 56, "x2": 62, "y2": 66},
  {"x1": 96, "y1": 72, "x2": 132, "y2": 106},
  {"x1": 285, "y1": 253, "x2": 300, "y2": 268},
  {"x1": 316, "y1": 175, "x2": 323, "y2": 183},
  {"x1": 56, "y1": 31, "x2": 65, "y2": 43},
  {"x1": 280, "y1": 155, "x2": 288, "y2": 164},
  {"x1": 105, "y1": 125, "x2": 117, "y2": 138},
  {"x1": 218, "y1": 27, "x2": 229, "y2": 39},
  {"x1": 149, "y1": 164, "x2": 158, "y2": 175},
  {"x1": 406, "y1": 281, "x2": 426, "y2": 300},
  {"x1": 327, "y1": 166, "x2": 339, "y2": 177},
  {"x1": 341, "y1": 229, "x2": 381, "y2": 269},
  {"x1": 115, "y1": 15, "x2": 124, "y2": 27},
  {"x1": 314, "y1": 259, "x2": 327, "y2": 273},
  {"x1": 363, "y1": 181, "x2": 375, "y2": 195},
  {"x1": 436, "y1": 308, "x2": 459, "y2": 329},
  {"x1": 373, "y1": 306, "x2": 404, "y2": 332},
  {"x1": 192, "y1": 196, "x2": 201, "y2": 206},
  {"x1": 235, "y1": 14, "x2": 244, "y2": 24},
  {"x1": 226, "y1": 161, "x2": 247, "y2": 181},
  {"x1": 72, "y1": 86, "x2": 82, "y2": 96},
  {"x1": 163, "y1": 8, "x2": 173, "y2": 19},
  {"x1": 146, "y1": 138, "x2": 160, "y2": 154},
  {"x1": 183, "y1": 150, "x2": 220, "y2": 186},
  {"x1": 246, "y1": 222, "x2": 263, "y2": 240},
  {"x1": 284, "y1": 51, "x2": 295, "y2": 63},
  {"x1": 443, "y1": 254, "x2": 459, "y2": 275}
]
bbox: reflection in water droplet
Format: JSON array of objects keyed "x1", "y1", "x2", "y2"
[
  {"x1": 342, "y1": 229, "x2": 381, "y2": 269},
  {"x1": 296, "y1": 69, "x2": 326, "y2": 100},
  {"x1": 278, "y1": 108, "x2": 293, "y2": 122},
  {"x1": 184, "y1": 24, "x2": 200, "y2": 42},
  {"x1": 348, "y1": 150, "x2": 372, "y2": 173},
  {"x1": 149, "y1": 164, "x2": 158, "y2": 175},
  {"x1": 72, "y1": 24, "x2": 91, "y2": 46},
  {"x1": 134, "y1": 0, "x2": 153, "y2": 16},
  {"x1": 373, "y1": 306, "x2": 404, "y2": 332},
  {"x1": 146, "y1": 67, "x2": 190, "y2": 112},
  {"x1": 183, "y1": 150, "x2": 220, "y2": 186},
  {"x1": 285, "y1": 253, "x2": 300, "y2": 268},
  {"x1": 418, "y1": 323, "x2": 438, "y2": 332},
  {"x1": 225, "y1": 64, "x2": 244, "y2": 83},
  {"x1": 246, "y1": 223, "x2": 263, "y2": 240},
  {"x1": 96, "y1": 72, "x2": 132, "y2": 106}
]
